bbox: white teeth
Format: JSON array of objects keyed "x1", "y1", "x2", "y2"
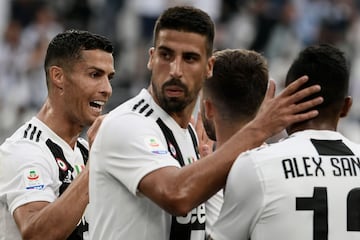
[{"x1": 93, "y1": 101, "x2": 105, "y2": 106}]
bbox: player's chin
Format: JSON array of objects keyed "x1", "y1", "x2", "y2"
[{"x1": 86, "y1": 113, "x2": 101, "y2": 126}]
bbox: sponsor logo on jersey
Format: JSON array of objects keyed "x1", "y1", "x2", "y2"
[
  {"x1": 145, "y1": 136, "x2": 168, "y2": 154},
  {"x1": 176, "y1": 204, "x2": 206, "y2": 225},
  {"x1": 24, "y1": 168, "x2": 45, "y2": 190}
]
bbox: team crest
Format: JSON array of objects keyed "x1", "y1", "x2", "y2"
[
  {"x1": 169, "y1": 143, "x2": 177, "y2": 158},
  {"x1": 144, "y1": 136, "x2": 168, "y2": 154},
  {"x1": 23, "y1": 168, "x2": 44, "y2": 190},
  {"x1": 56, "y1": 158, "x2": 68, "y2": 171}
]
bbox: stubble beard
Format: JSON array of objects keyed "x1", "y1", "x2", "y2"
[{"x1": 153, "y1": 79, "x2": 194, "y2": 113}]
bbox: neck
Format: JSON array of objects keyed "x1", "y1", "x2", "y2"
[
  {"x1": 37, "y1": 98, "x2": 83, "y2": 149},
  {"x1": 286, "y1": 118, "x2": 338, "y2": 136},
  {"x1": 148, "y1": 85, "x2": 196, "y2": 129},
  {"x1": 169, "y1": 101, "x2": 196, "y2": 129},
  {"x1": 215, "y1": 120, "x2": 249, "y2": 148}
]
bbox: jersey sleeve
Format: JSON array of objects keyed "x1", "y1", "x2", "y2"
[
  {"x1": 211, "y1": 153, "x2": 264, "y2": 240},
  {"x1": 0, "y1": 140, "x2": 59, "y2": 215},
  {"x1": 90, "y1": 112, "x2": 180, "y2": 195}
]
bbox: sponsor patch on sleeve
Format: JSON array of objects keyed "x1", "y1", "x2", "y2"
[
  {"x1": 144, "y1": 136, "x2": 168, "y2": 155},
  {"x1": 23, "y1": 168, "x2": 45, "y2": 190}
]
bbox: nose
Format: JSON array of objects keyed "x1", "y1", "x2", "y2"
[
  {"x1": 100, "y1": 77, "x2": 113, "y2": 98},
  {"x1": 169, "y1": 57, "x2": 183, "y2": 79}
]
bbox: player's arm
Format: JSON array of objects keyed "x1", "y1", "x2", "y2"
[
  {"x1": 139, "y1": 76, "x2": 323, "y2": 216},
  {"x1": 13, "y1": 169, "x2": 89, "y2": 240},
  {"x1": 13, "y1": 116, "x2": 105, "y2": 240}
]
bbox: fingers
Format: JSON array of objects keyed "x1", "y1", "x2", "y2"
[
  {"x1": 279, "y1": 75, "x2": 309, "y2": 96},
  {"x1": 192, "y1": 111, "x2": 215, "y2": 158},
  {"x1": 194, "y1": 112, "x2": 204, "y2": 135},
  {"x1": 199, "y1": 144, "x2": 212, "y2": 157},
  {"x1": 252, "y1": 75, "x2": 324, "y2": 139},
  {"x1": 263, "y1": 79, "x2": 276, "y2": 102},
  {"x1": 287, "y1": 110, "x2": 320, "y2": 124},
  {"x1": 291, "y1": 96, "x2": 323, "y2": 114},
  {"x1": 189, "y1": 115, "x2": 195, "y2": 126}
]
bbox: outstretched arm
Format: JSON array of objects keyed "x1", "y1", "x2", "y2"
[{"x1": 139, "y1": 76, "x2": 323, "y2": 216}]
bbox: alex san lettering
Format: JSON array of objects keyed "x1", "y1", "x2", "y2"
[{"x1": 282, "y1": 156, "x2": 360, "y2": 179}]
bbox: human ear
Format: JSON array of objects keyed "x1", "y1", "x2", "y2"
[
  {"x1": 340, "y1": 96, "x2": 352, "y2": 118},
  {"x1": 49, "y1": 66, "x2": 64, "y2": 91},
  {"x1": 147, "y1": 47, "x2": 155, "y2": 71},
  {"x1": 206, "y1": 55, "x2": 215, "y2": 78}
]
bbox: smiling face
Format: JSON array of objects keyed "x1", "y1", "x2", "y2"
[
  {"x1": 60, "y1": 49, "x2": 114, "y2": 127},
  {"x1": 147, "y1": 29, "x2": 214, "y2": 115}
]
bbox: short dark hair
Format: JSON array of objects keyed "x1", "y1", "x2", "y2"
[
  {"x1": 44, "y1": 29, "x2": 113, "y2": 86},
  {"x1": 153, "y1": 6, "x2": 215, "y2": 56},
  {"x1": 203, "y1": 49, "x2": 269, "y2": 121},
  {"x1": 285, "y1": 44, "x2": 349, "y2": 112}
]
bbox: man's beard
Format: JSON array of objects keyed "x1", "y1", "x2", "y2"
[{"x1": 153, "y1": 78, "x2": 195, "y2": 113}]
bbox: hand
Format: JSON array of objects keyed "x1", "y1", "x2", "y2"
[
  {"x1": 87, "y1": 114, "x2": 107, "y2": 148},
  {"x1": 251, "y1": 76, "x2": 323, "y2": 138},
  {"x1": 191, "y1": 113, "x2": 215, "y2": 157}
]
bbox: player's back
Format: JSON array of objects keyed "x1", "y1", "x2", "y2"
[{"x1": 249, "y1": 129, "x2": 360, "y2": 240}]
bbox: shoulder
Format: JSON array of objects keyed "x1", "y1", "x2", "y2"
[
  {"x1": 102, "y1": 91, "x2": 163, "y2": 137},
  {"x1": 1, "y1": 118, "x2": 64, "y2": 166}
]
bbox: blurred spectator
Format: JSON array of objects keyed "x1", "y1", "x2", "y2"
[
  {"x1": 249, "y1": 0, "x2": 290, "y2": 53},
  {"x1": 21, "y1": 2, "x2": 63, "y2": 110},
  {"x1": 2, "y1": 0, "x2": 360, "y2": 143},
  {"x1": 62, "y1": 0, "x2": 93, "y2": 30},
  {"x1": 10, "y1": 0, "x2": 42, "y2": 28},
  {"x1": 0, "y1": 20, "x2": 29, "y2": 137}
]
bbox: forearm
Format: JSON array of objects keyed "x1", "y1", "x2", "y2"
[
  {"x1": 15, "y1": 169, "x2": 89, "y2": 240},
  {"x1": 178, "y1": 122, "x2": 267, "y2": 212}
]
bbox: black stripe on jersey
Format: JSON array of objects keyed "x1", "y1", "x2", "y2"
[
  {"x1": 132, "y1": 99, "x2": 145, "y2": 111},
  {"x1": 139, "y1": 103, "x2": 149, "y2": 113},
  {"x1": 46, "y1": 139, "x2": 89, "y2": 239},
  {"x1": 311, "y1": 139, "x2": 354, "y2": 156},
  {"x1": 23, "y1": 123, "x2": 32, "y2": 138},
  {"x1": 23, "y1": 123, "x2": 42, "y2": 142},
  {"x1": 145, "y1": 109, "x2": 153, "y2": 117},
  {"x1": 156, "y1": 118, "x2": 185, "y2": 166},
  {"x1": 131, "y1": 98, "x2": 154, "y2": 117},
  {"x1": 36, "y1": 130, "x2": 42, "y2": 142},
  {"x1": 156, "y1": 118, "x2": 205, "y2": 240},
  {"x1": 188, "y1": 125, "x2": 200, "y2": 160},
  {"x1": 77, "y1": 141, "x2": 89, "y2": 165}
]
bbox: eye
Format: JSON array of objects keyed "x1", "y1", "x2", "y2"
[
  {"x1": 90, "y1": 71, "x2": 101, "y2": 78},
  {"x1": 184, "y1": 53, "x2": 199, "y2": 63},
  {"x1": 159, "y1": 50, "x2": 172, "y2": 61},
  {"x1": 108, "y1": 73, "x2": 115, "y2": 82}
]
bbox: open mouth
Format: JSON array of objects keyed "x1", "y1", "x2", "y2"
[{"x1": 89, "y1": 100, "x2": 105, "y2": 112}]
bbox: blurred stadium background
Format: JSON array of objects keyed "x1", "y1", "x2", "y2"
[{"x1": 1, "y1": 0, "x2": 360, "y2": 143}]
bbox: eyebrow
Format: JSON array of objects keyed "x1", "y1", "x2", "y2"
[
  {"x1": 157, "y1": 45, "x2": 201, "y2": 58},
  {"x1": 89, "y1": 66, "x2": 115, "y2": 77}
]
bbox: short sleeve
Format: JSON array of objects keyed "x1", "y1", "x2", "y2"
[
  {"x1": 0, "y1": 140, "x2": 59, "y2": 215},
  {"x1": 210, "y1": 154, "x2": 264, "y2": 240},
  {"x1": 90, "y1": 112, "x2": 180, "y2": 195}
]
